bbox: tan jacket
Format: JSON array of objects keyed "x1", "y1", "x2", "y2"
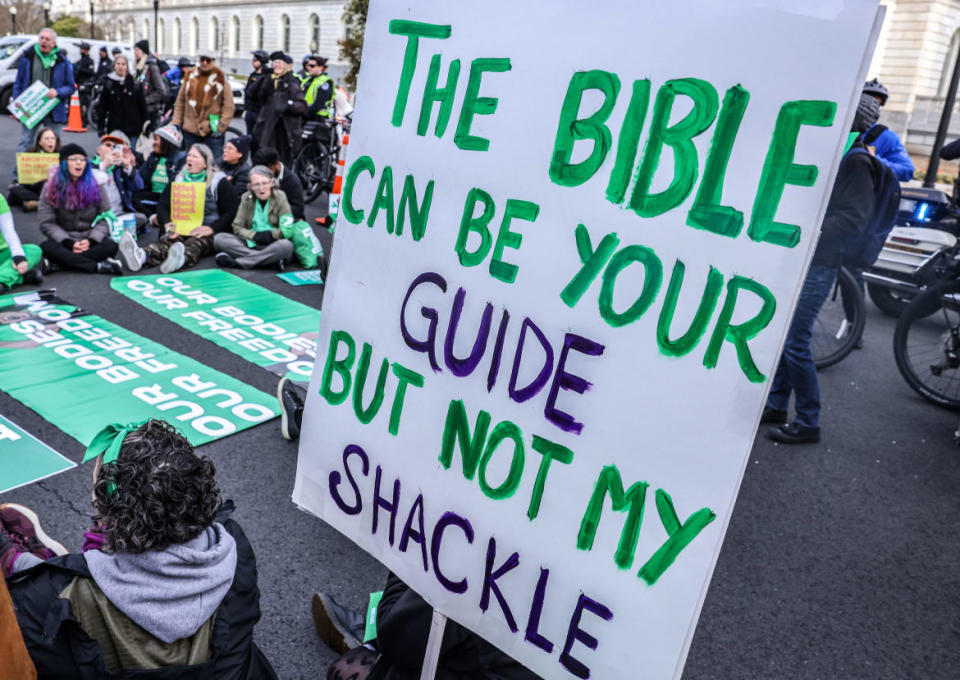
[{"x1": 173, "y1": 66, "x2": 234, "y2": 137}]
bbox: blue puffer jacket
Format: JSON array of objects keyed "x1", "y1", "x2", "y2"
[
  {"x1": 12, "y1": 46, "x2": 76, "y2": 124},
  {"x1": 867, "y1": 124, "x2": 915, "y2": 182}
]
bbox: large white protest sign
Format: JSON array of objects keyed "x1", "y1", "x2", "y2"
[{"x1": 295, "y1": 2, "x2": 882, "y2": 677}]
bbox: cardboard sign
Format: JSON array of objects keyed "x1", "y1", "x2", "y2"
[
  {"x1": 8, "y1": 81, "x2": 58, "y2": 130},
  {"x1": 293, "y1": 2, "x2": 883, "y2": 678},
  {"x1": 15, "y1": 153, "x2": 57, "y2": 185},
  {"x1": 170, "y1": 181, "x2": 205, "y2": 235}
]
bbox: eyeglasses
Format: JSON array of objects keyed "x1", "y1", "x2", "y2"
[
  {"x1": 199, "y1": 56, "x2": 213, "y2": 63},
  {"x1": 307, "y1": 63, "x2": 319, "y2": 68},
  {"x1": 250, "y1": 182, "x2": 272, "y2": 189},
  {"x1": 67, "y1": 155, "x2": 86, "y2": 163}
]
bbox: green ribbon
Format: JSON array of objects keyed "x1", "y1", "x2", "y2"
[
  {"x1": 83, "y1": 420, "x2": 150, "y2": 464},
  {"x1": 34, "y1": 43, "x2": 59, "y2": 70},
  {"x1": 84, "y1": 420, "x2": 150, "y2": 495}
]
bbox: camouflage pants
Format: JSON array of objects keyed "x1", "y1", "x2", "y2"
[{"x1": 144, "y1": 234, "x2": 215, "y2": 269}]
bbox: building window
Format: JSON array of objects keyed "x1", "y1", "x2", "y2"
[
  {"x1": 231, "y1": 16, "x2": 240, "y2": 56},
  {"x1": 157, "y1": 18, "x2": 165, "y2": 53},
  {"x1": 309, "y1": 14, "x2": 320, "y2": 53},
  {"x1": 128, "y1": 19, "x2": 135, "y2": 43},
  {"x1": 191, "y1": 17, "x2": 199, "y2": 54},
  {"x1": 255, "y1": 15, "x2": 264, "y2": 50},
  {"x1": 281, "y1": 14, "x2": 290, "y2": 53},
  {"x1": 209, "y1": 16, "x2": 219, "y2": 51},
  {"x1": 174, "y1": 18, "x2": 181, "y2": 53}
]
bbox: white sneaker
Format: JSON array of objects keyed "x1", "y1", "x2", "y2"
[
  {"x1": 160, "y1": 241, "x2": 186, "y2": 274},
  {"x1": 118, "y1": 231, "x2": 145, "y2": 272}
]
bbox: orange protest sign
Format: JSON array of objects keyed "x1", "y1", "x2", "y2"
[
  {"x1": 170, "y1": 182, "x2": 206, "y2": 235},
  {"x1": 15, "y1": 153, "x2": 57, "y2": 185}
]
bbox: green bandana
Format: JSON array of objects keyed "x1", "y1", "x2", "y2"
[
  {"x1": 151, "y1": 162, "x2": 170, "y2": 193},
  {"x1": 247, "y1": 198, "x2": 272, "y2": 247},
  {"x1": 184, "y1": 169, "x2": 207, "y2": 183},
  {"x1": 84, "y1": 420, "x2": 151, "y2": 494},
  {"x1": 34, "y1": 43, "x2": 58, "y2": 70}
]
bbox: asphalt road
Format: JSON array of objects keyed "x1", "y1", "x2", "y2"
[{"x1": 1, "y1": 115, "x2": 959, "y2": 679}]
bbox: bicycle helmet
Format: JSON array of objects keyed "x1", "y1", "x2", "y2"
[
  {"x1": 154, "y1": 124, "x2": 183, "y2": 150},
  {"x1": 252, "y1": 50, "x2": 269, "y2": 63},
  {"x1": 863, "y1": 78, "x2": 889, "y2": 106}
]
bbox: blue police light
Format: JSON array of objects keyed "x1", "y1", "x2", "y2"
[{"x1": 915, "y1": 202, "x2": 931, "y2": 222}]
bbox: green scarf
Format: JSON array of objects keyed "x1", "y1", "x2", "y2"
[
  {"x1": 183, "y1": 169, "x2": 207, "y2": 183},
  {"x1": 34, "y1": 43, "x2": 59, "y2": 70},
  {"x1": 247, "y1": 198, "x2": 273, "y2": 247}
]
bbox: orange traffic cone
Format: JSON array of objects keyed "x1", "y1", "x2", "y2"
[
  {"x1": 63, "y1": 86, "x2": 87, "y2": 133},
  {"x1": 315, "y1": 127, "x2": 349, "y2": 232}
]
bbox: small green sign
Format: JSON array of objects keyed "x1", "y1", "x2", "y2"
[
  {"x1": 363, "y1": 590, "x2": 383, "y2": 643},
  {"x1": 276, "y1": 270, "x2": 325, "y2": 287},
  {"x1": 0, "y1": 415, "x2": 75, "y2": 494}
]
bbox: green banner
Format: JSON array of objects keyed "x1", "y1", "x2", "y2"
[
  {"x1": 0, "y1": 290, "x2": 278, "y2": 449},
  {"x1": 111, "y1": 270, "x2": 321, "y2": 384},
  {"x1": 276, "y1": 271, "x2": 324, "y2": 287},
  {"x1": 0, "y1": 415, "x2": 75, "y2": 494}
]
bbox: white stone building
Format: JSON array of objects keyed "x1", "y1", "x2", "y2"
[{"x1": 50, "y1": 0, "x2": 348, "y2": 78}]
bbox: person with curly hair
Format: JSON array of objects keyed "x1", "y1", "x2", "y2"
[
  {"x1": 1, "y1": 419, "x2": 278, "y2": 678},
  {"x1": 37, "y1": 143, "x2": 123, "y2": 275}
]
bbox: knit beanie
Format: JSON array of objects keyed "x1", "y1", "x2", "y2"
[
  {"x1": 135, "y1": 39, "x2": 149, "y2": 53},
  {"x1": 852, "y1": 93, "x2": 881, "y2": 134},
  {"x1": 59, "y1": 143, "x2": 87, "y2": 162},
  {"x1": 227, "y1": 135, "x2": 252, "y2": 158}
]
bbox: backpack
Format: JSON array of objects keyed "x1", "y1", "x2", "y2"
[
  {"x1": 863, "y1": 124, "x2": 887, "y2": 146},
  {"x1": 842, "y1": 145, "x2": 901, "y2": 269}
]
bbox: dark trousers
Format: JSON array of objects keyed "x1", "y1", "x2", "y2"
[
  {"x1": 40, "y1": 238, "x2": 118, "y2": 273},
  {"x1": 766, "y1": 264, "x2": 838, "y2": 429},
  {"x1": 7, "y1": 183, "x2": 43, "y2": 207}
]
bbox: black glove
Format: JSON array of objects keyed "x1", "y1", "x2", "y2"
[
  {"x1": 253, "y1": 231, "x2": 274, "y2": 246},
  {"x1": 12, "y1": 255, "x2": 25, "y2": 265}
]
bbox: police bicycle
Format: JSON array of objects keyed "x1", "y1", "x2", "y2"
[{"x1": 295, "y1": 114, "x2": 350, "y2": 204}]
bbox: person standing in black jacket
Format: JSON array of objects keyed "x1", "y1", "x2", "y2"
[
  {"x1": 250, "y1": 52, "x2": 307, "y2": 167},
  {"x1": 244, "y1": 50, "x2": 269, "y2": 144},
  {"x1": 762, "y1": 93, "x2": 887, "y2": 445},
  {"x1": 73, "y1": 42, "x2": 96, "y2": 85},
  {"x1": 96, "y1": 55, "x2": 148, "y2": 140},
  {"x1": 96, "y1": 46, "x2": 112, "y2": 79}
]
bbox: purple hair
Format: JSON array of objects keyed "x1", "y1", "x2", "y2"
[{"x1": 42, "y1": 160, "x2": 101, "y2": 211}]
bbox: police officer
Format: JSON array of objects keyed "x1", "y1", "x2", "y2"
[
  {"x1": 96, "y1": 46, "x2": 112, "y2": 79},
  {"x1": 74, "y1": 42, "x2": 96, "y2": 84},
  {"x1": 303, "y1": 56, "x2": 334, "y2": 120},
  {"x1": 244, "y1": 50, "x2": 269, "y2": 145}
]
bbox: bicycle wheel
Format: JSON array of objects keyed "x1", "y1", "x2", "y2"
[
  {"x1": 295, "y1": 142, "x2": 329, "y2": 204},
  {"x1": 893, "y1": 279, "x2": 960, "y2": 409},
  {"x1": 812, "y1": 267, "x2": 866, "y2": 369}
]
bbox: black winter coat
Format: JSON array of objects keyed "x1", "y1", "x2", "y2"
[
  {"x1": 251, "y1": 72, "x2": 307, "y2": 166},
  {"x1": 97, "y1": 74, "x2": 148, "y2": 139},
  {"x1": 812, "y1": 142, "x2": 886, "y2": 268},
  {"x1": 244, "y1": 70, "x2": 268, "y2": 115},
  {"x1": 8, "y1": 517, "x2": 277, "y2": 679},
  {"x1": 371, "y1": 573, "x2": 540, "y2": 680}
]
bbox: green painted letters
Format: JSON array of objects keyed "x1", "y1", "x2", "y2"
[
  {"x1": 341, "y1": 155, "x2": 375, "y2": 225},
  {"x1": 527, "y1": 436, "x2": 574, "y2": 521},
  {"x1": 478, "y1": 421, "x2": 525, "y2": 500},
  {"x1": 454, "y1": 58, "x2": 512, "y2": 152},
  {"x1": 490, "y1": 199, "x2": 539, "y2": 284},
  {"x1": 703, "y1": 276, "x2": 777, "y2": 382},
  {"x1": 637, "y1": 489, "x2": 715, "y2": 585},
  {"x1": 418, "y1": 54, "x2": 461, "y2": 137},
  {"x1": 657, "y1": 261, "x2": 724, "y2": 357},
  {"x1": 438, "y1": 399, "x2": 491, "y2": 479},
  {"x1": 455, "y1": 188, "x2": 495, "y2": 267},
  {"x1": 599, "y1": 244, "x2": 663, "y2": 327},
  {"x1": 549, "y1": 70, "x2": 621, "y2": 187},
  {"x1": 577, "y1": 465, "x2": 648, "y2": 569},
  {"x1": 388, "y1": 20, "x2": 452, "y2": 127},
  {"x1": 319, "y1": 330, "x2": 356, "y2": 406}
]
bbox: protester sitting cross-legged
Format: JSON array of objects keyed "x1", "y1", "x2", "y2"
[
  {"x1": 0, "y1": 194, "x2": 43, "y2": 288},
  {"x1": 315, "y1": 573, "x2": 539, "y2": 680},
  {"x1": 214, "y1": 165, "x2": 295, "y2": 270},
  {"x1": 92, "y1": 131, "x2": 147, "y2": 231},
  {"x1": 120, "y1": 143, "x2": 239, "y2": 273},
  {"x1": 38, "y1": 144, "x2": 122, "y2": 275},
  {"x1": 2, "y1": 419, "x2": 278, "y2": 678},
  {"x1": 133, "y1": 123, "x2": 186, "y2": 219},
  {"x1": 8, "y1": 126, "x2": 60, "y2": 212}
]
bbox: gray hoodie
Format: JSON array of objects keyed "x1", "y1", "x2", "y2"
[{"x1": 84, "y1": 523, "x2": 237, "y2": 644}]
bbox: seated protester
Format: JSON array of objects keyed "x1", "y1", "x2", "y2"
[
  {"x1": 8, "y1": 127, "x2": 60, "y2": 212},
  {"x1": 38, "y1": 144, "x2": 122, "y2": 275},
  {"x1": 134, "y1": 123, "x2": 186, "y2": 218},
  {"x1": 2, "y1": 419, "x2": 278, "y2": 678},
  {"x1": 222, "y1": 135, "x2": 252, "y2": 192},
  {"x1": 318, "y1": 573, "x2": 539, "y2": 680},
  {"x1": 214, "y1": 165, "x2": 295, "y2": 270},
  {"x1": 0, "y1": 195, "x2": 43, "y2": 288},
  {"x1": 120, "y1": 143, "x2": 239, "y2": 273},
  {"x1": 92, "y1": 131, "x2": 147, "y2": 231},
  {"x1": 253, "y1": 146, "x2": 305, "y2": 220}
]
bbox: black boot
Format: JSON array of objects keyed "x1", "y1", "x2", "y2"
[{"x1": 311, "y1": 592, "x2": 367, "y2": 654}]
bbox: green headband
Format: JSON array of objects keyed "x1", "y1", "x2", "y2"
[{"x1": 83, "y1": 420, "x2": 150, "y2": 465}]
